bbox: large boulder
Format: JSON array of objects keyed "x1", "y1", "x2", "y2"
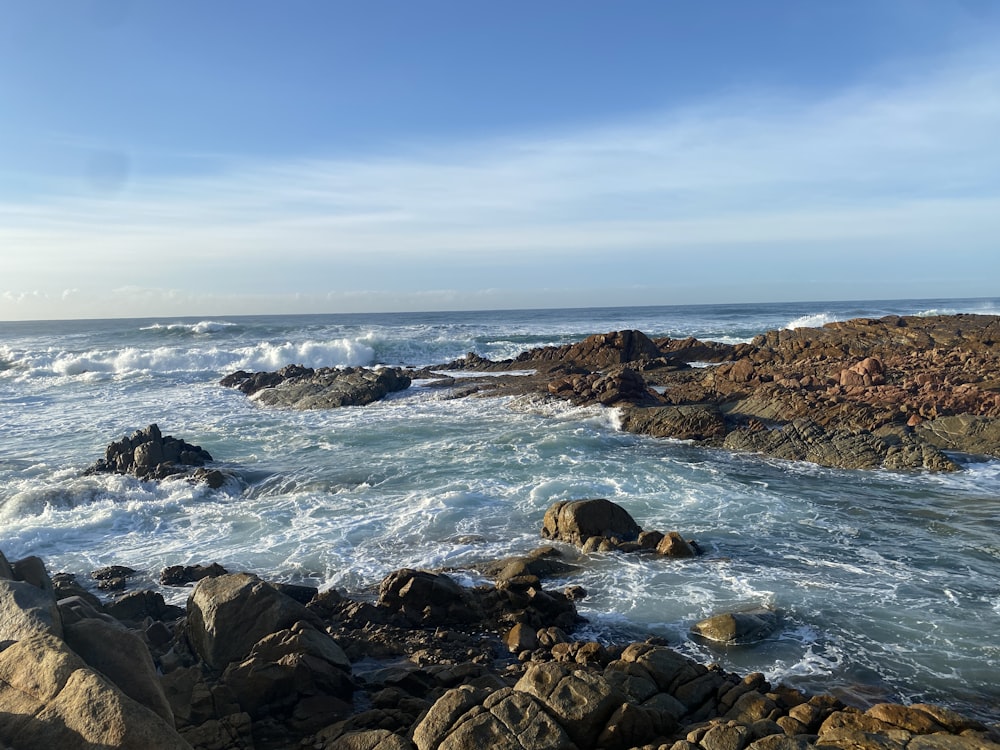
[
  {"x1": 0, "y1": 633, "x2": 190, "y2": 749},
  {"x1": 0, "y1": 552, "x2": 62, "y2": 643},
  {"x1": 185, "y1": 573, "x2": 318, "y2": 671},
  {"x1": 62, "y1": 614, "x2": 175, "y2": 725},
  {"x1": 222, "y1": 621, "x2": 353, "y2": 730},
  {"x1": 541, "y1": 499, "x2": 642, "y2": 548},
  {"x1": 412, "y1": 684, "x2": 576, "y2": 750}
]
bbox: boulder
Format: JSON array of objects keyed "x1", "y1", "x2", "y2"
[
  {"x1": 412, "y1": 685, "x2": 576, "y2": 750},
  {"x1": 376, "y1": 569, "x2": 481, "y2": 627},
  {"x1": 221, "y1": 621, "x2": 353, "y2": 728},
  {"x1": 515, "y1": 662, "x2": 625, "y2": 748},
  {"x1": 0, "y1": 578, "x2": 62, "y2": 643},
  {"x1": 185, "y1": 572, "x2": 318, "y2": 671},
  {"x1": 0, "y1": 633, "x2": 189, "y2": 749},
  {"x1": 541, "y1": 499, "x2": 642, "y2": 547},
  {"x1": 691, "y1": 609, "x2": 779, "y2": 645},
  {"x1": 62, "y1": 615, "x2": 175, "y2": 725}
]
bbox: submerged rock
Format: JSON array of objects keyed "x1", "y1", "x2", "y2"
[{"x1": 691, "y1": 609, "x2": 780, "y2": 645}]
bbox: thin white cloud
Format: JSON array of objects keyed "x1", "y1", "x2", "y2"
[{"x1": 2, "y1": 42, "x2": 1000, "y2": 319}]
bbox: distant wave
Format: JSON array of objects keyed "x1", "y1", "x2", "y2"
[
  {"x1": 17, "y1": 337, "x2": 377, "y2": 379},
  {"x1": 784, "y1": 312, "x2": 836, "y2": 330},
  {"x1": 140, "y1": 320, "x2": 238, "y2": 334}
]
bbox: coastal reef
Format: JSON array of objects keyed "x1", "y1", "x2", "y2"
[
  {"x1": 441, "y1": 314, "x2": 1000, "y2": 471},
  {"x1": 219, "y1": 314, "x2": 1000, "y2": 471},
  {"x1": 2, "y1": 543, "x2": 998, "y2": 750}
]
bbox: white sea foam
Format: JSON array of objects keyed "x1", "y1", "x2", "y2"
[
  {"x1": 141, "y1": 320, "x2": 238, "y2": 334},
  {"x1": 785, "y1": 312, "x2": 836, "y2": 330}
]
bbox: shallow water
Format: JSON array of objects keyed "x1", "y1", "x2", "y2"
[{"x1": 1, "y1": 298, "x2": 998, "y2": 721}]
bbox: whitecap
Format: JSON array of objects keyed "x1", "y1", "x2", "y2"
[{"x1": 785, "y1": 312, "x2": 836, "y2": 330}]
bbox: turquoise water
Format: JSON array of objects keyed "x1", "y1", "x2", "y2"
[{"x1": 1, "y1": 298, "x2": 998, "y2": 720}]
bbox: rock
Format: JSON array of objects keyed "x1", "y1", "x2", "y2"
[
  {"x1": 656, "y1": 532, "x2": 697, "y2": 558},
  {"x1": 548, "y1": 366, "x2": 659, "y2": 407},
  {"x1": 541, "y1": 498, "x2": 642, "y2": 547},
  {"x1": 185, "y1": 572, "x2": 318, "y2": 671},
  {"x1": 62, "y1": 614, "x2": 176, "y2": 725},
  {"x1": 222, "y1": 365, "x2": 411, "y2": 410},
  {"x1": 324, "y1": 729, "x2": 416, "y2": 750},
  {"x1": 106, "y1": 589, "x2": 184, "y2": 624},
  {"x1": 916, "y1": 415, "x2": 1000, "y2": 458},
  {"x1": 515, "y1": 661, "x2": 625, "y2": 748},
  {"x1": 85, "y1": 423, "x2": 215, "y2": 481},
  {"x1": 618, "y1": 404, "x2": 728, "y2": 442},
  {"x1": 0, "y1": 633, "x2": 190, "y2": 749},
  {"x1": 376, "y1": 569, "x2": 481, "y2": 627},
  {"x1": 691, "y1": 609, "x2": 780, "y2": 645},
  {"x1": 0, "y1": 555, "x2": 63, "y2": 643},
  {"x1": 160, "y1": 562, "x2": 229, "y2": 586},
  {"x1": 222, "y1": 621, "x2": 353, "y2": 728}
]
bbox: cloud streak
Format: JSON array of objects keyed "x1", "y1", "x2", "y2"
[{"x1": 3, "y1": 44, "x2": 1000, "y2": 318}]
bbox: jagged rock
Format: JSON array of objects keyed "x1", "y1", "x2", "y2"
[
  {"x1": 85, "y1": 423, "x2": 215, "y2": 481},
  {"x1": 723, "y1": 418, "x2": 959, "y2": 472},
  {"x1": 221, "y1": 621, "x2": 353, "y2": 729},
  {"x1": 222, "y1": 365, "x2": 411, "y2": 410},
  {"x1": 691, "y1": 609, "x2": 780, "y2": 645},
  {"x1": 548, "y1": 366, "x2": 659, "y2": 407},
  {"x1": 376, "y1": 569, "x2": 482, "y2": 627},
  {"x1": 916, "y1": 415, "x2": 1000, "y2": 458},
  {"x1": 617, "y1": 404, "x2": 728, "y2": 442}
]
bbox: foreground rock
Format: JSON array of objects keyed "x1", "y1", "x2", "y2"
[
  {"x1": 85, "y1": 423, "x2": 224, "y2": 484},
  {"x1": 439, "y1": 316, "x2": 1000, "y2": 472},
  {"x1": 2, "y1": 548, "x2": 997, "y2": 750},
  {"x1": 221, "y1": 365, "x2": 411, "y2": 409}
]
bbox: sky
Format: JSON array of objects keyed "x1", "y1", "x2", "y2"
[{"x1": 2, "y1": 1, "x2": 1000, "y2": 320}]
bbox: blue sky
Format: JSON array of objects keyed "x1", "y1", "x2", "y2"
[{"x1": 2, "y1": 1, "x2": 1000, "y2": 320}]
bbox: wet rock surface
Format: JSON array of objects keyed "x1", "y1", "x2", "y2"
[{"x1": 220, "y1": 365, "x2": 411, "y2": 409}]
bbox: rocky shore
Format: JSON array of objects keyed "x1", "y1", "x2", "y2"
[
  {"x1": 437, "y1": 314, "x2": 1000, "y2": 472},
  {"x1": 220, "y1": 314, "x2": 1000, "y2": 472},
  {"x1": 4, "y1": 494, "x2": 999, "y2": 750},
  {"x1": 4, "y1": 314, "x2": 997, "y2": 748}
]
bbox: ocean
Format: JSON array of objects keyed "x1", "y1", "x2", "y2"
[{"x1": 1, "y1": 298, "x2": 998, "y2": 721}]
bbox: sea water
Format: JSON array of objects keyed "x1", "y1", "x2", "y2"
[{"x1": 1, "y1": 298, "x2": 998, "y2": 721}]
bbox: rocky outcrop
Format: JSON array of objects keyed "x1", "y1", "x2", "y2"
[
  {"x1": 221, "y1": 365, "x2": 411, "y2": 409},
  {"x1": 84, "y1": 423, "x2": 224, "y2": 484},
  {"x1": 541, "y1": 499, "x2": 698, "y2": 558},
  {"x1": 439, "y1": 315, "x2": 1000, "y2": 471},
  {"x1": 2, "y1": 548, "x2": 998, "y2": 750},
  {"x1": 548, "y1": 366, "x2": 661, "y2": 407}
]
